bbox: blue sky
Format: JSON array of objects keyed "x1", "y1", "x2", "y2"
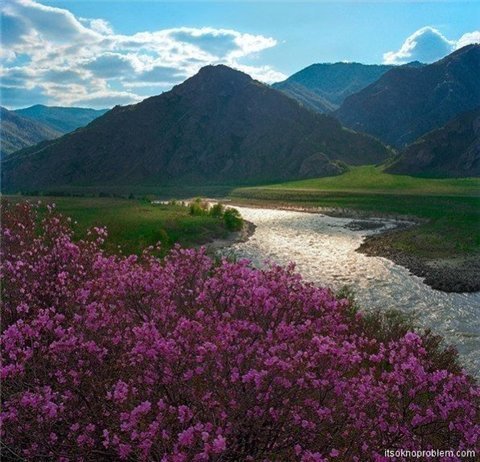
[{"x1": 1, "y1": 0, "x2": 479, "y2": 108}]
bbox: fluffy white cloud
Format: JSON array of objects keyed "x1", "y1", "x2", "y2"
[
  {"x1": 80, "y1": 18, "x2": 114, "y2": 35},
  {"x1": 456, "y1": 31, "x2": 480, "y2": 50},
  {"x1": 383, "y1": 26, "x2": 480, "y2": 64},
  {"x1": 0, "y1": 0, "x2": 285, "y2": 108}
]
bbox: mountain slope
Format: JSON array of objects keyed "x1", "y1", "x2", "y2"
[
  {"x1": 272, "y1": 62, "x2": 394, "y2": 112},
  {"x1": 336, "y1": 45, "x2": 480, "y2": 147},
  {"x1": 14, "y1": 105, "x2": 108, "y2": 134},
  {"x1": 273, "y1": 82, "x2": 336, "y2": 113},
  {"x1": 0, "y1": 107, "x2": 62, "y2": 157},
  {"x1": 387, "y1": 108, "x2": 480, "y2": 177},
  {"x1": 1, "y1": 65, "x2": 391, "y2": 193}
]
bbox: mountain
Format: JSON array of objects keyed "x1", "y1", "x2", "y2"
[
  {"x1": 13, "y1": 105, "x2": 108, "y2": 134},
  {"x1": 336, "y1": 45, "x2": 480, "y2": 148},
  {"x1": 272, "y1": 62, "x2": 395, "y2": 112},
  {"x1": 387, "y1": 108, "x2": 480, "y2": 177},
  {"x1": 0, "y1": 107, "x2": 62, "y2": 158},
  {"x1": 1, "y1": 65, "x2": 391, "y2": 193}
]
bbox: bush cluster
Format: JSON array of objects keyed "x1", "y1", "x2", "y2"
[
  {"x1": 1, "y1": 202, "x2": 478, "y2": 461},
  {"x1": 188, "y1": 198, "x2": 243, "y2": 232}
]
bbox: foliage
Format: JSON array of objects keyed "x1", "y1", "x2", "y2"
[
  {"x1": 223, "y1": 208, "x2": 243, "y2": 232},
  {"x1": 1, "y1": 202, "x2": 479, "y2": 461},
  {"x1": 208, "y1": 203, "x2": 225, "y2": 218},
  {"x1": 187, "y1": 200, "x2": 243, "y2": 232},
  {"x1": 189, "y1": 198, "x2": 210, "y2": 216}
]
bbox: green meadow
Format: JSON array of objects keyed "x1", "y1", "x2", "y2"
[
  {"x1": 5, "y1": 196, "x2": 230, "y2": 256},
  {"x1": 233, "y1": 166, "x2": 479, "y2": 196}
]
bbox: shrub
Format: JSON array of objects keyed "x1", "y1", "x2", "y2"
[
  {"x1": 1, "y1": 202, "x2": 479, "y2": 461},
  {"x1": 223, "y1": 207, "x2": 243, "y2": 231},
  {"x1": 189, "y1": 198, "x2": 209, "y2": 216},
  {"x1": 209, "y1": 203, "x2": 225, "y2": 218}
]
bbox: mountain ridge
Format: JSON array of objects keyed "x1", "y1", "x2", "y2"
[
  {"x1": 272, "y1": 62, "x2": 396, "y2": 112},
  {"x1": 335, "y1": 44, "x2": 480, "y2": 148},
  {"x1": 2, "y1": 65, "x2": 391, "y2": 193}
]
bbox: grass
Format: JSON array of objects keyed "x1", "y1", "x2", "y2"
[
  {"x1": 5, "y1": 196, "x2": 230, "y2": 256},
  {"x1": 235, "y1": 166, "x2": 480, "y2": 196},
  {"x1": 230, "y1": 166, "x2": 480, "y2": 259}
]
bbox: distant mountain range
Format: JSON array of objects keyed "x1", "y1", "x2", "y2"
[
  {"x1": 1, "y1": 105, "x2": 108, "y2": 158},
  {"x1": 336, "y1": 44, "x2": 480, "y2": 148},
  {"x1": 0, "y1": 107, "x2": 62, "y2": 157},
  {"x1": 272, "y1": 62, "x2": 397, "y2": 112},
  {"x1": 388, "y1": 108, "x2": 480, "y2": 177},
  {"x1": 13, "y1": 105, "x2": 108, "y2": 134},
  {"x1": 2, "y1": 65, "x2": 390, "y2": 193}
]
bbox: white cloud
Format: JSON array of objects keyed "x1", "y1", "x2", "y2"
[
  {"x1": 4, "y1": 0, "x2": 101, "y2": 44},
  {"x1": 0, "y1": 0, "x2": 285, "y2": 108},
  {"x1": 81, "y1": 18, "x2": 114, "y2": 35},
  {"x1": 383, "y1": 26, "x2": 480, "y2": 64},
  {"x1": 456, "y1": 31, "x2": 480, "y2": 50},
  {"x1": 232, "y1": 64, "x2": 287, "y2": 84}
]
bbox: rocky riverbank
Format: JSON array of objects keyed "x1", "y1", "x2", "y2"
[{"x1": 358, "y1": 228, "x2": 480, "y2": 293}]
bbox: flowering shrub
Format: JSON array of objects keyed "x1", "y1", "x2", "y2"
[{"x1": 1, "y1": 202, "x2": 479, "y2": 461}]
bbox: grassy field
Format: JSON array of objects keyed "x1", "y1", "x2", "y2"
[
  {"x1": 230, "y1": 166, "x2": 480, "y2": 259},
  {"x1": 5, "y1": 196, "x2": 230, "y2": 256},
  {"x1": 234, "y1": 166, "x2": 480, "y2": 196}
]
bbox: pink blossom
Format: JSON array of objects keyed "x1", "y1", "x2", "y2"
[{"x1": 0, "y1": 202, "x2": 478, "y2": 461}]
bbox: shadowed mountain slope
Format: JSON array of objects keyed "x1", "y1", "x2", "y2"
[
  {"x1": 387, "y1": 108, "x2": 480, "y2": 177},
  {"x1": 2, "y1": 65, "x2": 391, "y2": 193},
  {"x1": 271, "y1": 82, "x2": 336, "y2": 113},
  {"x1": 336, "y1": 45, "x2": 480, "y2": 148}
]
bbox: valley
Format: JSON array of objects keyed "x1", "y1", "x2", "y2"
[
  {"x1": 8, "y1": 164, "x2": 479, "y2": 292},
  {"x1": 2, "y1": 1, "x2": 480, "y2": 457}
]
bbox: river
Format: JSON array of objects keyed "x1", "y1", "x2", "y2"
[{"x1": 222, "y1": 206, "x2": 480, "y2": 375}]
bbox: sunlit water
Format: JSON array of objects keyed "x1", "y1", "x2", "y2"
[{"x1": 221, "y1": 206, "x2": 480, "y2": 375}]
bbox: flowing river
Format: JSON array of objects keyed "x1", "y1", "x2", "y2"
[{"x1": 222, "y1": 206, "x2": 480, "y2": 375}]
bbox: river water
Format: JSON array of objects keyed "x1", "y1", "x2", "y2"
[{"x1": 222, "y1": 206, "x2": 480, "y2": 375}]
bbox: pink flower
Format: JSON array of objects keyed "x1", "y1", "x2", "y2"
[
  {"x1": 212, "y1": 435, "x2": 226, "y2": 453},
  {"x1": 1, "y1": 202, "x2": 478, "y2": 461}
]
